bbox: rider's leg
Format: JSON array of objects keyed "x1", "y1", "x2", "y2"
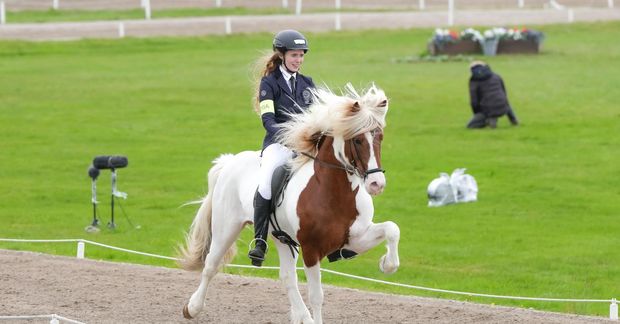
[{"x1": 248, "y1": 143, "x2": 293, "y2": 267}]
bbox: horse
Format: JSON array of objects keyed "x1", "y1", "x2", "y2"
[{"x1": 178, "y1": 84, "x2": 401, "y2": 324}]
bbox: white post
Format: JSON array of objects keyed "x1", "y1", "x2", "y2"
[
  {"x1": 50, "y1": 316, "x2": 60, "y2": 324},
  {"x1": 295, "y1": 0, "x2": 302, "y2": 15},
  {"x1": 76, "y1": 241, "x2": 85, "y2": 259},
  {"x1": 447, "y1": 0, "x2": 454, "y2": 26},
  {"x1": 335, "y1": 0, "x2": 341, "y2": 10},
  {"x1": 282, "y1": 0, "x2": 288, "y2": 9},
  {"x1": 118, "y1": 22, "x2": 125, "y2": 38},
  {"x1": 144, "y1": 0, "x2": 151, "y2": 20},
  {"x1": 140, "y1": 0, "x2": 146, "y2": 8},
  {"x1": 0, "y1": 2, "x2": 5, "y2": 25},
  {"x1": 335, "y1": 13, "x2": 341, "y2": 30},
  {"x1": 419, "y1": 0, "x2": 425, "y2": 10},
  {"x1": 215, "y1": 0, "x2": 222, "y2": 7},
  {"x1": 567, "y1": 8, "x2": 574, "y2": 22},
  {"x1": 518, "y1": 0, "x2": 524, "y2": 8},
  {"x1": 52, "y1": 0, "x2": 59, "y2": 10},
  {"x1": 611, "y1": 299, "x2": 618, "y2": 320},
  {"x1": 225, "y1": 17, "x2": 231, "y2": 34},
  {"x1": 609, "y1": 0, "x2": 614, "y2": 8}
]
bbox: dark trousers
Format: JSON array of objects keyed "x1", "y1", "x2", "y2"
[{"x1": 467, "y1": 108, "x2": 518, "y2": 129}]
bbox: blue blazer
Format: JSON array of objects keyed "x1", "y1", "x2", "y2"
[{"x1": 258, "y1": 67, "x2": 315, "y2": 149}]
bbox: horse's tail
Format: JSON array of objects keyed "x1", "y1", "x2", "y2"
[{"x1": 177, "y1": 154, "x2": 237, "y2": 271}]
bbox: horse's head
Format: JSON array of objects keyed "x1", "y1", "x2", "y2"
[{"x1": 277, "y1": 83, "x2": 389, "y2": 195}]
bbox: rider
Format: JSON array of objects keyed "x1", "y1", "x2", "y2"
[{"x1": 248, "y1": 29, "x2": 316, "y2": 267}]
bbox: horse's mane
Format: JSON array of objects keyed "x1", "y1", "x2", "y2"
[{"x1": 276, "y1": 83, "x2": 388, "y2": 170}]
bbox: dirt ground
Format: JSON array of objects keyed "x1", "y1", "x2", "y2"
[{"x1": 0, "y1": 249, "x2": 613, "y2": 324}]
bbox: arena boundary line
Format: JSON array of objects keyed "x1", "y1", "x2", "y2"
[{"x1": 0, "y1": 237, "x2": 618, "y2": 320}]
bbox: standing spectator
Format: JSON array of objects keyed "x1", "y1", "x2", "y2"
[{"x1": 467, "y1": 61, "x2": 519, "y2": 128}]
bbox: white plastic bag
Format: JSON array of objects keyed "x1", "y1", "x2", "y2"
[{"x1": 427, "y1": 168, "x2": 478, "y2": 207}]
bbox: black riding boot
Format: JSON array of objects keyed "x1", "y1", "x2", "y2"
[{"x1": 248, "y1": 191, "x2": 271, "y2": 267}]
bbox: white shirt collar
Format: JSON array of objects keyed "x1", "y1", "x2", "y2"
[{"x1": 279, "y1": 64, "x2": 297, "y2": 82}]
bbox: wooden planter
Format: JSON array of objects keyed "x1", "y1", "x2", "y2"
[
  {"x1": 428, "y1": 39, "x2": 481, "y2": 56},
  {"x1": 497, "y1": 39, "x2": 540, "y2": 54}
]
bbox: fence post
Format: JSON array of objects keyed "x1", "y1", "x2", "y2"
[
  {"x1": 215, "y1": 0, "x2": 222, "y2": 7},
  {"x1": 447, "y1": 0, "x2": 454, "y2": 26},
  {"x1": 52, "y1": 0, "x2": 59, "y2": 10},
  {"x1": 419, "y1": 0, "x2": 425, "y2": 10},
  {"x1": 567, "y1": 8, "x2": 574, "y2": 22},
  {"x1": 118, "y1": 22, "x2": 125, "y2": 38},
  {"x1": 609, "y1": 0, "x2": 614, "y2": 8},
  {"x1": 518, "y1": 0, "x2": 524, "y2": 8},
  {"x1": 335, "y1": 13, "x2": 341, "y2": 30},
  {"x1": 611, "y1": 298, "x2": 618, "y2": 320},
  {"x1": 295, "y1": 0, "x2": 302, "y2": 15},
  {"x1": 76, "y1": 241, "x2": 85, "y2": 259},
  {"x1": 225, "y1": 17, "x2": 231, "y2": 34},
  {"x1": 282, "y1": 0, "x2": 288, "y2": 9},
  {"x1": 335, "y1": 0, "x2": 341, "y2": 10},
  {"x1": 0, "y1": 1, "x2": 5, "y2": 25},
  {"x1": 50, "y1": 315, "x2": 60, "y2": 324},
  {"x1": 144, "y1": 0, "x2": 151, "y2": 20}
]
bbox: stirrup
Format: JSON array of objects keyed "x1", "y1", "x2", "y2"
[{"x1": 248, "y1": 238, "x2": 268, "y2": 266}]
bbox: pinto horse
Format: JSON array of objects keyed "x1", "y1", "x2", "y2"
[{"x1": 178, "y1": 84, "x2": 400, "y2": 324}]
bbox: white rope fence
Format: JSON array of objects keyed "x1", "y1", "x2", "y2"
[
  {"x1": 0, "y1": 314, "x2": 85, "y2": 323},
  {"x1": 0, "y1": 238, "x2": 617, "y2": 320}
]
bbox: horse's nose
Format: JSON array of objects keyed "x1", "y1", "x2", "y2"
[{"x1": 368, "y1": 180, "x2": 385, "y2": 195}]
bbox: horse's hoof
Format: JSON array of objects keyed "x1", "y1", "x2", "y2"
[
  {"x1": 379, "y1": 255, "x2": 397, "y2": 274},
  {"x1": 183, "y1": 304, "x2": 193, "y2": 319}
]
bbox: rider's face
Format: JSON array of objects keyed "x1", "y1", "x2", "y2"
[{"x1": 283, "y1": 50, "x2": 305, "y2": 73}]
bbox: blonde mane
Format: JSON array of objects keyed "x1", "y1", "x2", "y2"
[{"x1": 276, "y1": 83, "x2": 388, "y2": 169}]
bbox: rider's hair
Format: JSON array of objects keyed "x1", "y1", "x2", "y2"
[{"x1": 252, "y1": 52, "x2": 283, "y2": 114}]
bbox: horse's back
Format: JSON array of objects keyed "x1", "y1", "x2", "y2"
[{"x1": 211, "y1": 151, "x2": 261, "y2": 221}]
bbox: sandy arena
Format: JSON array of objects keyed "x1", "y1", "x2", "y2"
[{"x1": 0, "y1": 249, "x2": 613, "y2": 323}]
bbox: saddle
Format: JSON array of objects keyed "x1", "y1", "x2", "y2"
[{"x1": 267, "y1": 165, "x2": 357, "y2": 263}]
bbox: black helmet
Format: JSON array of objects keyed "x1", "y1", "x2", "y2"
[{"x1": 272, "y1": 29, "x2": 309, "y2": 53}]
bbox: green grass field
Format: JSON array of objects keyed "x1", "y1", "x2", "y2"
[{"x1": 1, "y1": 21, "x2": 619, "y2": 317}]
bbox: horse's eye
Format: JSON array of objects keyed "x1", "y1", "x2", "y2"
[{"x1": 354, "y1": 138, "x2": 363, "y2": 145}]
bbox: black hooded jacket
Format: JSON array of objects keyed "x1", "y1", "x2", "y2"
[{"x1": 469, "y1": 65, "x2": 511, "y2": 117}]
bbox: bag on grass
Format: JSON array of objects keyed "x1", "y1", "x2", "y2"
[{"x1": 427, "y1": 168, "x2": 478, "y2": 207}]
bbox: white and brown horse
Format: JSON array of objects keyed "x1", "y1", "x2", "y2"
[{"x1": 178, "y1": 84, "x2": 400, "y2": 324}]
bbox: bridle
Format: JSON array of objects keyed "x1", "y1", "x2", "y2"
[{"x1": 300, "y1": 130, "x2": 385, "y2": 179}]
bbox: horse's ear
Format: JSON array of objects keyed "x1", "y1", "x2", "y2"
[{"x1": 351, "y1": 101, "x2": 361, "y2": 113}]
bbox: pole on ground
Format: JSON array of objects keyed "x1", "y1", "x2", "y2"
[
  {"x1": 335, "y1": 13, "x2": 341, "y2": 30},
  {"x1": 118, "y1": 22, "x2": 125, "y2": 38},
  {"x1": 419, "y1": 0, "x2": 425, "y2": 10},
  {"x1": 335, "y1": 0, "x2": 341, "y2": 10},
  {"x1": 518, "y1": 0, "x2": 524, "y2": 8},
  {"x1": 610, "y1": 298, "x2": 618, "y2": 320},
  {"x1": 52, "y1": 0, "x2": 58, "y2": 10},
  {"x1": 282, "y1": 0, "x2": 288, "y2": 9}
]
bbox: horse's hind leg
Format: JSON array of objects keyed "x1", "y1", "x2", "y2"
[
  {"x1": 348, "y1": 221, "x2": 400, "y2": 274},
  {"x1": 274, "y1": 242, "x2": 313, "y2": 324},
  {"x1": 184, "y1": 220, "x2": 244, "y2": 319}
]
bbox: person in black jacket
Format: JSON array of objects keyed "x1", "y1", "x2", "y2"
[
  {"x1": 248, "y1": 29, "x2": 315, "y2": 267},
  {"x1": 467, "y1": 61, "x2": 519, "y2": 128}
]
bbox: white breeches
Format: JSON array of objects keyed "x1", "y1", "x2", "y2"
[{"x1": 258, "y1": 143, "x2": 293, "y2": 200}]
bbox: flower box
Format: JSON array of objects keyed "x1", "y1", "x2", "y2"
[
  {"x1": 497, "y1": 39, "x2": 540, "y2": 54},
  {"x1": 428, "y1": 39, "x2": 481, "y2": 56}
]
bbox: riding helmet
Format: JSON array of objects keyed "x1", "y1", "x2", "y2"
[{"x1": 273, "y1": 29, "x2": 309, "y2": 53}]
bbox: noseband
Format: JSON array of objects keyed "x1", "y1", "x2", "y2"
[{"x1": 300, "y1": 133, "x2": 385, "y2": 179}]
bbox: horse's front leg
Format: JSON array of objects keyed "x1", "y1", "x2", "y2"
[
  {"x1": 274, "y1": 241, "x2": 313, "y2": 324},
  {"x1": 303, "y1": 263, "x2": 323, "y2": 324},
  {"x1": 348, "y1": 221, "x2": 400, "y2": 274}
]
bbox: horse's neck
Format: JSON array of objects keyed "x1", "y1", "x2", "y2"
[{"x1": 313, "y1": 137, "x2": 359, "y2": 198}]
